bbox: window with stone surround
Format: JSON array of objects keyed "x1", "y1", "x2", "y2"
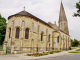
[
  {"x1": 15, "y1": 28, "x2": 20, "y2": 39},
  {"x1": 41, "y1": 32, "x2": 43, "y2": 41},
  {"x1": 25, "y1": 29, "x2": 29, "y2": 39},
  {"x1": 57, "y1": 36, "x2": 59, "y2": 43}
]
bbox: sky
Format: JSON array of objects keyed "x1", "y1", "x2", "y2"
[{"x1": 0, "y1": 0, "x2": 80, "y2": 40}]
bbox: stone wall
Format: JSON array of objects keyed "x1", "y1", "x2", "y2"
[
  {"x1": 0, "y1": 50, "x2": 4, "y2": 55},
  {"x1": 4, "y1": 14, "x2": 71, "y2": 53}
]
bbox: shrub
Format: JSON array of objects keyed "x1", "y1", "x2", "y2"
[
  {"x1": 27, "y1": 54, "x2": 31, "y2": 56},
  {"x1": 50, "y1": 52, "x2": 53, "y2": 54},
  {"x1": 0, "y1": 47, "x2": 3, "y2": 50},
  {"x1": 43, "y1": 52, "x2": 45, "y2": 53}
]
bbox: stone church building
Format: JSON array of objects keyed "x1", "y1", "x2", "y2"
[{"x1": 4, "y1": 1, "x2": 71, "y2": 53}]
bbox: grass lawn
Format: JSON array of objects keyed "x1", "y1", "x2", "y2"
[
  {"x1": 27, "y1": 51, "x2": 61, "y2": 57},
  {"x1": 69, "y1": 49, "x2": 80, "y2": 53}
]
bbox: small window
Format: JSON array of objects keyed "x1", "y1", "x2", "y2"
[
  {"x1": 9, "y1": 28, "x2": 11, "y2": 38},
  {"x1": 25, "y1": 29, "x2": 29, "y2": 39},
  {"x1": 15, "y1": 28, "x2": 20, "y2": 39},
  {"x1": 57, "y1": 36, "x2": 59, "y2": 43},
  {"x1": 41, "y1": 32, "x2": 43, "y2": 41}
]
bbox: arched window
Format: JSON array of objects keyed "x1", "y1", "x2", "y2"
[
  {"x1": 41, "y1": 32, "x2": 43, "y2": 41},
  {"x1": 9, "y1": 28, "x2": 11, "y2": 38},
  {"x1": 57, "y1": 36, "x2": 59, "y2": 43},
  {"x1": 25, "y1": 29, "x2": 29, "y2": 39},
  {"x1": 48, "y1": 34, "x2": 50, "y2": 42},
  {"x1": 15, "y1": 28, "x2": 20, "y2": 39}
]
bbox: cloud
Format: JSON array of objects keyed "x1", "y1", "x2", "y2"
[{"x1": 0, "y1": 0, "x2": 80, "y2": 40}]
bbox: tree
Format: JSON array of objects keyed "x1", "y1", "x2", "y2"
[
  {"x1": 74, "y1": 39, "x2": 78, "y2": 41},
  {"x1": 73, "y1": 0, "x2": 80, "y2": 17},
  {"x1": 0, "y1": 14, "x2": 7, "y2": 45},
  {"x1": 71, "y1": 39, "x2": 79, "y2": 47}
]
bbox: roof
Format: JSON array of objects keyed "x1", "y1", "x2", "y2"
[
  {"x1": 59, "y1": 1, "x2": 67, "y2": 22},
  {"x1": 60, "y1": 30, "x2": 70, "y2": 36},
  {"x1": 8, "y1": 10, "x2": 53, "y2": 28}
]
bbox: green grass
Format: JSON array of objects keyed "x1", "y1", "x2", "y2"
[
  {"x1": 76, "y1": 49, "x2": 80, "y2": 51},
  {"x1": 27, "y1": 51, "x2": 61, "y2": 57},
  {"x1": 62, "y1": 49, "x2": 70, "y2": 51},
  {"x1": 69, "y1": 51, "x2": 80, "y2": 53},
  {"x1": 69, "y1": 49, "x2": 80, "y2": 53}
]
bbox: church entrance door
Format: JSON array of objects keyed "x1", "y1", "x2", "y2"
[{"x1": 49, "y1": 44, "x2": 50, "y2": 51}]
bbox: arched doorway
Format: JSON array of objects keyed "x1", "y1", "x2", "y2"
[{"x1": 49, "y1": 44, "x2": 50, "y2": 51}]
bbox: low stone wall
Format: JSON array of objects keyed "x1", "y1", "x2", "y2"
[
  {"x1": 22, "y1": 47, "x2": 53, "y2": 53},
  {"x1": 22, "y1": 47, "x2": 32, "y2": 53},
  {"x1": 54, "y1": 48, "x2": 60, "y2": 51},
  {"x1": 14, "y1": 50, "x2": 22, "y2": 54},
  {"x1": 0, "y1": 50, "x2": 5, "y2": 55},
  {"x1": 14, "y1": 47, "x2": 22, "y2": 54}
]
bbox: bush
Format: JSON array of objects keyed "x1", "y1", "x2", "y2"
[
  {"x1": 27, "y1": 54, "x2": 31, "y2": 56},
  {"x1": 50, "y1": 52, "x2": 53, "y2": 54},
  {"x1": 43, "y1": 52, "x2": 45, "y2": 53},
  {"x1": 0, "y1": 47, "x2": 3, "y2": 50},
  {"x1": 71, "y1": 39, "x2": 79, "y2": 47},
  {"x1": 55, "y1": 51, "x2": 61, "y2": 53}
]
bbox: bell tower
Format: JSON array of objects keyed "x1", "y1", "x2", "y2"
[{"x1": 59, "y1": 1, "x2": 69, "y2": 34}]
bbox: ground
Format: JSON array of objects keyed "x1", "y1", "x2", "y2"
[
  {"x1": 44, "y1": 54, "x2": 80, "y2": 60},
  {"x1": 0, "y1": 48, "x2": 79, "y2": 60}
]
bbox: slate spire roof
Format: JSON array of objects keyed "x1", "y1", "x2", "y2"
[{"x1": 59, "y1": 1, "x2": 67, "y2": 22}]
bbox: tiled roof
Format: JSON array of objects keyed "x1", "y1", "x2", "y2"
[{"x1": 8, "y1": 10, "x2": 53, "y2": 28}]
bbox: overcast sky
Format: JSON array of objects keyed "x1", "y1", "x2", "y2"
[{"x1": 0, "y1": 0, "x2": 80, "y2": 40}]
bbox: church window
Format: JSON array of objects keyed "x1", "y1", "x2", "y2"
[
  {"x1": 57, "y1": 36, "x2": 59, "y2": 43},
  {"x1": 41, "y1": 32, "x2": 43, "y2": 41},
  {"x1": 9, "y1": 28, "x2": 11, "y2": 38},
  {"x1": 15, "y1": 28, "x2": 20, "y2": 39},
  {"x1": 25, "y1": 29, "x2": 29, "y2": 39}
]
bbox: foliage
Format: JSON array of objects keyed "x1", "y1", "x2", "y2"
[
  {"x1": 27, "y1": 51, "x2": 61, "y2": 57},
  {"x1": 62, "y1": 49, "x2": 69, "y2": 51},
  {"x1": 27, "y1": 54, "x2": 31, "y2": 56},
  {"x1": 69, "y1": 49, "x2": 80, "y2": 53},
  {"x1": 76, "y1": 49, "x2": 80, "y2": 51},
  {"x1": 71, "y1": 39, "x2": 79, "y2": 47},
  {"x1": 50, "y1": 51, "x2": 53, "y2": 54},
  {"x1": 69, "y1": 51, "x2": 80, "y2": 53},
  {"x1": 73, "y1": 1, "x2": 80, "y2": 17},
  {"x1": 78, "y1": 41, "x2": 80, "y2": 44},
  {"x1": 0, "y1": 14, "x2": 7, "y2": 45}
]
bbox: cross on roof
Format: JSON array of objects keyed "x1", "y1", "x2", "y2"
[{"x1": 24, "y1": 6, "x2": 25, "y2": 11}]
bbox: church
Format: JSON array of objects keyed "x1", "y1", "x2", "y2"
[{"x1": 4, "y1": 1, "x2": 71, "y2": 53}]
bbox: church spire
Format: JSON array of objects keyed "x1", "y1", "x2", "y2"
[
  {"x1": 59, "y1": 1, "x2": 67, "y2": 22},
  {"x1": 58, "y1": 1, "x2": 69, "y2": 35}
]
